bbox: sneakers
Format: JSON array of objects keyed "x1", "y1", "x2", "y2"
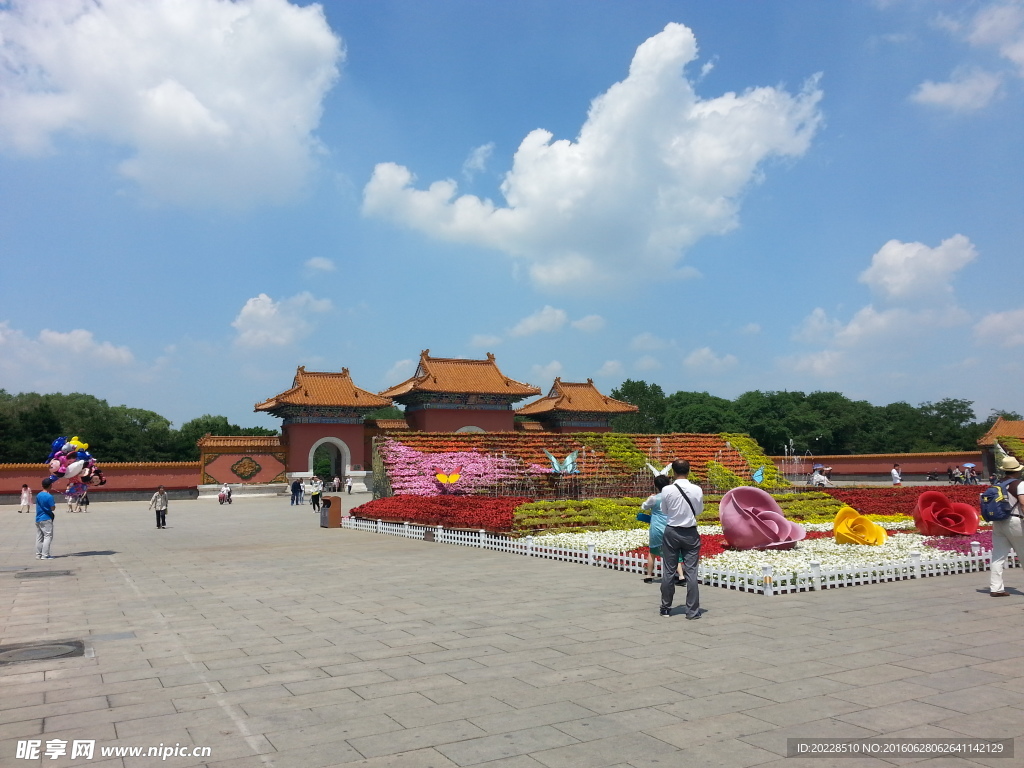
[
  {"x1": 685, "y1": 611, "x2": 702, "y2": 620},
  {"x1": 41, "y1": 555, "x2": 55, "y2": 560},
  {"x1": 36, "y1": 554, "x2": 43, "y2": 559},
  {"x1": 659, "y1": 606, "x2": 672, "y2": 617}
]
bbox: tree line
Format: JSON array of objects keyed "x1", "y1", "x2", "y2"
[
  {"x1": 608, "y1": 380, "x2": 1020, "y2": 455},
  {"x1": 0, "y1": 391, "x2": 277, "y2": 464}
]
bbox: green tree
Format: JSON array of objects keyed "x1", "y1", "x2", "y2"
[
  {"x1": 610, "y1": 380, "x2": 667, "y2": 433},
  {"x1": 663, "y1": 391, "x2": 741, "y2": 433}
]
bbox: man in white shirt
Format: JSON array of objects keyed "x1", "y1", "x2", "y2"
[
  {"x1": 642, "y1": 459, "x2": 703, "y2": 619},
  {"x1": 891, "y1": 464, "x2": 902, "y2": 486}
]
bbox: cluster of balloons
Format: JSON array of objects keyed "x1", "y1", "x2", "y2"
[{"x1": 45, "y1": 436, "x2": 105, "y2": 487}]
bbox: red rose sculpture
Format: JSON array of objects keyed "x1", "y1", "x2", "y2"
[
  {"x1": 720, "y1": 486, "x2": 807, "y2": 550},
  {"x1": 914, "y1": 491, "x2": 979, "y2": 536}
]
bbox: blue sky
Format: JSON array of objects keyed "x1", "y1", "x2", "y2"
[{"x1": 2, "y1": 0, "x2": 1023, "y2": 430}]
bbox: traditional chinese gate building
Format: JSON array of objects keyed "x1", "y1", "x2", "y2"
[
  {"x1": 254, "y1": 367, "x2": 391, "y2": 488},
  {"x1": 515, "y1": 378, "x2": 638, "y2": 432},
  {"x1": 380, "y1": 350, "x2": 540, "y2": 433}
]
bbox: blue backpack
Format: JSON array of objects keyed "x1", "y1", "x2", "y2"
[{"x1": 980, "y1": 480, "x2": 1020, "y2": 522}]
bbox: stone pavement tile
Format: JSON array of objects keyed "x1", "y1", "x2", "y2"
[
  {"x1": 318, "y1": 746, "x2": 460, "y2": 768},
  {"x1": 106, "y1": 681, "x2": 220, "y2": 709},
  {"x1": 532, "y1": 650, "x2": 632, "y2": 672},
  {"x1": 836, "y1": 701, "x2": 958, "y2": 732},
  {"x1": 744, "y1": 659, "x2": 848, "y2": 683},
  {"x1": 822, "y1": 664, "x2": 927, "y2": 687},
  {"x1": 355, "y1": 643, "x2": 450, "y2": 661},
  {"x1": 742, "y1": 676, "x2": 855, "y2": 704},
  {"x1": 587, "y1": 668, "x2": 694, "y2": 693},
  {"x1": 448, "y1": 661, "x2": 554, "y2": 684},
  {"x1": 0, "y1": 718, "x2": 44, "y2": 741},
  {"x1": 468, "y1": 702, "x2": 596, "y2": 735},
  {"x1": 43, "y1": 700, "x2": 179, "y2": 733},
  {"x1": 676, "y1": 655, "x2": 774, "y2": 678},
  {"x1": 650, "y1": 710, "x2": 776, "y2": 746},
  {"x1": 751, "y1": 758, "x2": 891, "y2": 768},
  {"x1": 958, "y1": 641, "x2": 1024, "y2": 661},
  {"x1": 264, "y1": 713, "x2": 404, "y2": 751},
  {"x1": 663, "y1": 671, "x2": 768, "y2": 698},
  {"x1": 472, "y1": 648, "x2": 567, "y2": 669},
  {"x1": 350, "y1": 674, "x2": 466, "y2": 701},
  {"x1": 659, "y1": 690, "x2": 774, "y2": 720},
  {"x1": 553, "y1": 706, "x2": 682, "y2": 742},
  {"x1": 487, "y1": 681, "x2": 607, "y2": 711},
  {"x1": 386, "y1": 659, "x2": 487, "y2": 682},
  {"x1": 743, "y1": 695, "x2": 867, "y2": 728},
  {"x1": 347, "y1": 719, "x2": 488, "y2": 760},
  {"x1": 639, "y1": 737, "x2": 777, "y2": 768},
  {"x1": 830, "y1": 681, "x2": 943, "y2": 708},
  {"x1": 218, "y1": 668, "x2": 330, "y2": 692},
  {"x1": 903, "y1": 667, "x2": 1011, "y2": 692},
  {"x1": 3, "y1": 695, "x2": 110, "y2": 726},
  {"x1": 211, "y1": 741, "x2": 364, "y2": 768},
  {"x1": 283, "y1": 670, "x2": 395, "y2": 695},
  {"x1": 577, "y1": 685, "x2": 684, "y2": 715},
  {"x1": 170, "y1": 684, "x2": 296, "y2": 713},
  {"x1": 411, "y1": 646, "x2": 509, "y2": 665},
  {"x1": 319, "y1": 656, "x2": 425, "y2": 677},
  {"x1": 389, "y1": 696, "x2": 514, "y2": 729},
  {"x1": 511, "y1": 666, "x2": 618, "y2": 688},
  {"x1": 434, "y1": 725, "x2": 580, "y2": 766},
  {"x1": 891, "y1": 653, "x2": 983, "y2": 673},
  {"x1": 737, "y1": 716, "x2": 879, "y2": 756},
  {"x1": 239, "y1": 686, "x2": 363, "y2": 716},
  {"x1": 934, "y1": 706, "x2": 1024, "y2": 739},
  {"x1": 530, "y1": 731, "x2": 679, "y2": 768},
  {"x1": 918, "y1": 685, "x2": 1024, "y2": 714},
  {"x1": 819, "y1": 650, "x2": 917, "y2": 671}
]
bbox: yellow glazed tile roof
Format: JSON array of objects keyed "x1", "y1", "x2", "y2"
[
  {"x1": 978, "y1": 416, "x2": 1024, "y2": 446},
  {"x1": 517, "y1": 378, "x2": 639, "y2": 416},
  {"x1": 256, "y1": 367, "x2": 392, "y2": 411},
  {"x1": 196, "y1": 435, "x2": 283, "y2": 448},
  {"x1": 381, "y1": 350, "x2": 541, "y2": 398}
]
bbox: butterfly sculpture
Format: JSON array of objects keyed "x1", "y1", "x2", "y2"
[
  {"x1": 434, "y1": 467, "x2": 462, "y2": 485},
  {"x1": 995, "y1": 442, "x2": 1011, "y2": 469},
  {"x1": 543, "y1": 449, "x2": 579, "y2": 474},
  {"x1": 752, "y1": 466, "x2": 765, "y2": 484},
  {"x1": 645, "y1": 462, "x2": 672, "y2": 477}
]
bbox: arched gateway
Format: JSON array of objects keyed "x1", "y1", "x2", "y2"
[{"x1": 254, "y1": 367, "x2": 391, "y2": 491}]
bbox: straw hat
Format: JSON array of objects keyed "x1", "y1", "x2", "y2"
[{"x1": 1000, "y1": 456, "x2": 1023, "y2": 472}]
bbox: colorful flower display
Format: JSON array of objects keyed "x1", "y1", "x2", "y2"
[
  {"x1": 914, "y1": 490, "x2": 980, "y2": 536},
  {"x1": 719, "y1": 486, "x2": 807, "y2": 549},
  {"x1": 833, "y1": 505, "x2": 887, "y2": 546}
]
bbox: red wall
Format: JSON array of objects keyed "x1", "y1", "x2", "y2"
[
  {"x1": 204, "y1": 453, "x2": 286, "y2": 484},
  {"x1": 406, "y1": 409, "x2": 515, "y2": 433},
  {"x1": 1, "y1": 462, "x2": 201, "y2": 494},
  {"x1": 770, "y1": 452, "x2": 983, "y2": 477},
  {"x1": 284, "y1": 423, "x2": 367, "y2": 472}
]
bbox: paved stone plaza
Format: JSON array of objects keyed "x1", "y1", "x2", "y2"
[{"x1": 1, "y1": 495, "x2": 1023, "y2": 768}]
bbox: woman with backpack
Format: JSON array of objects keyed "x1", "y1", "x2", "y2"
[{"x1": 989, "y1": 457, "x2": 1024, "y2": 597}]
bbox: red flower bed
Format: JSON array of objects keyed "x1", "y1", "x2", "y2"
[
  {"x1": 351, "y1": 495, "x2": 528, "y2": 532},
  {"x1": 822, "y1": 486, "x2": 984, "y2": 517}
]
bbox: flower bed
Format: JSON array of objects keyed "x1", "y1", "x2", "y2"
[
  {"x1": 352, "y1": 495, "x2": 528, "y2": 531},
  {"x1": 820, "y1": 486, "x2": 985, "y2": 517}
]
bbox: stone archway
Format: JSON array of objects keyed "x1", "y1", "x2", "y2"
[{"x1": 306, "y1": 436, "x2": 352, "y2": 479}]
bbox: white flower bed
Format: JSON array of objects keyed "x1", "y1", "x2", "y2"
[{"x1": 532, "y1": 526, "x2": 963, "y2": 576}]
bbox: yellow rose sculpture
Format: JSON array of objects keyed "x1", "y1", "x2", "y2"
[{"x1": 833, "y1": 505, "x2": 887, "y2": 546}]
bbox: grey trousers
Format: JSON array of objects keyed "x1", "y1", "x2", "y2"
[
  {"x1": 35, "y1": 520, "x2": 53, "y2": 557},
  {"x1": 661, "y1": 525, "x2": 701, "y2": 616}
]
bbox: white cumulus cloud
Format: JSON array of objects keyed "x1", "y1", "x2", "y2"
[
  {"x1": 383, "y1": 358, "x2": 415, "y2": 384},
  {"x1": 0, "y1": 0, "x2": 342, "y2": 207},
  {"x1": 684, "y1": 346, "x2": 737, "y2": 372},
  {"x1": 911, "y1": 68, "x2": 1002, "y2": 111},
  {"x1": 232, "y1": 292, "x2": 332, "y2": 348},
  {"x1": 596, "y1": 360, "x2": 624, "y2": 378},
  {"x1": 975, "y1": 308, "x2": 1024, "y2": 346},
  {"x1": 462, "y1": 142, "x2": 494, "y2": 180},
  {"x1": 305, "y1": 257, "x2": 336, "y2": 272},
  {"x1": 571, "y1": 314, "x2": 605, "y2": 332},
  {"x1": 531, "y1": 360, "x2": 563, "y2": 381},
  {"x1": 469, "y1": 334, "x2": 502, "y2": 348},
  {"x1": 510, "y1": 306, "x2": 568, "y2": 337},
  {"x1": 859, "y1": 234, "x2": 977, "y2": 303},
  {"x1": 630, "y1": 332, "x2": 670, "y2": 351},
  {"x1": 362, "y1": 22, "x2": 823, "y2": 291}
]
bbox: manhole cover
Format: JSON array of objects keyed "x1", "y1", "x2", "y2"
[
  {"x1": 0, "y1": 640, "x2": 84, "y2": 664},
  {"x1": 15, "y1": 570, "x2": 73, "y2": 579}
]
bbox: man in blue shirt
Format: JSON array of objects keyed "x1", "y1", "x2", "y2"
[{"x1": 35, "y1": 477, "x2": 56, "y2": 560}]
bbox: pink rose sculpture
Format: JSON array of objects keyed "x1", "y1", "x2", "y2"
[
  {"x1": 719, "y1": 486, "x2": 807, "y2": 550},
  {"x1": 914, "y1": 491, "x2": 979, "y2": 536}
]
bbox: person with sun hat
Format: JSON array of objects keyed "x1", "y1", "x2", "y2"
[{"x1": 990, "y1": 456, "x2": 1024, "y2": 597}]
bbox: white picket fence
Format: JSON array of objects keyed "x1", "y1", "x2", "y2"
[{"x1": 340, "y1": 517, "x2": 1018, "y2": 596}]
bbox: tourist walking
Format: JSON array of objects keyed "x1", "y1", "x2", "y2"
[
  {"x1": 35, "y1": 478, "x2": 56, "y2": 559},
  {"x1": 310, "y1": 477, "x2": 323, "y2": 512},
  {"x1": 643, "y1": 459, "x2": 702, "y2": 619},
  {"x1": 332, "y1": 476, "x2": 341, "y2": 492},
  {"x1": 891, "y1": 463, "x2": 902, "y2": 486},
  {"x1": 990, "y1": 457, "x2": 1024, "y2": 597},
  {"x1": 290, "y1": 479, "x2": 301, "y2": 505},
  {"x1": 19, "y1": 483, "x2": 31, "y2": 514},
  {"x1": 346, "y1": 476, "x2": 353, "y2": 494},
  {"x1": 149, "y1": 485, "x2": 169, "y2": 529}
]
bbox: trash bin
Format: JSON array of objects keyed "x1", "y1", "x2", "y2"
[{"x1": 320, "y1": 496, "x2": 341, "y2": 528}]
